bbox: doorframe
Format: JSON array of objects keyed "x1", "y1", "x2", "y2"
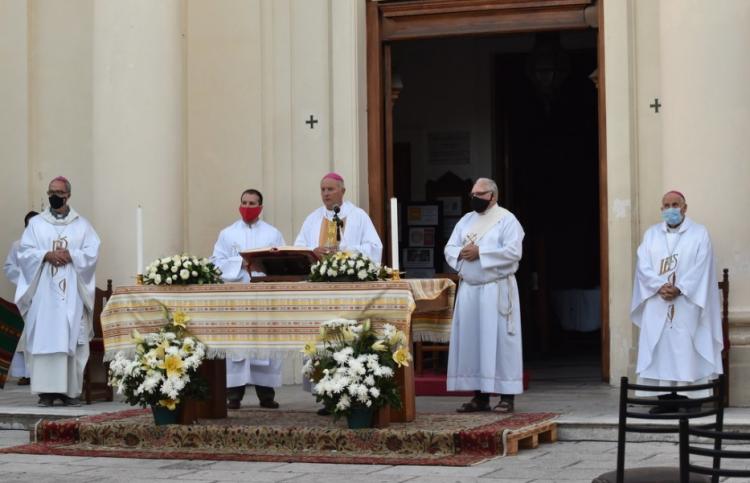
[{"x1": 366, "y1": 0, "x2": 610, "y2": 381}]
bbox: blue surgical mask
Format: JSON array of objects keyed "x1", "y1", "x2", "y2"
[{"x1": 661, "y1": 207, "x2": 683, "y2": 226}]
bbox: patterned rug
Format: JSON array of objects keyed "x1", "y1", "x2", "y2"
[{"x1": 1, "y1": 409, "x2": 558, "y2": 466}]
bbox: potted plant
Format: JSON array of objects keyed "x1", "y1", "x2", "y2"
[
  {"x1": 303, "y1": 318, "x2": 412, "y2": 429},
  {"x1": 143, "y1": 254, "x2": 223, "y2": 285},
  {"x1": 108, "y1": 304, "x2": 208, "y2": 425}
]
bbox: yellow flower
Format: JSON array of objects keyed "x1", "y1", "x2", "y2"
[
  {"x1": 371, "y1": 340, "x2": 387, "y2": 352},
  {"x1": 152, "y1": 339, "x2": 170, "y2": 360},
  {"x1": 389, "y1": 331, "x2": 406, "y2": 347},
  {"x1": 393, "y1": 347, "x2": 412, "y2": 367},
  {"x1": 159, "y1": 354, "x2": 185, "y2": 378},
  {"x1": 131, "y1": 328, "x2": 144, "y2": 343},
  {"x1": 302, "y1": 342, "x2": 318, "y2": 356},
  {"x1": 361, "y1": 318, "x2": 371, "y2": 332},
  {"x1": 341, "y1": 327, "x2": 356, "y2": 343},
  {"x1": 172, "y1": 311, "x2": 190, "y2": 328},
  {"x1": 158, "y1": 398, "x2": 180, "y2": 410}
]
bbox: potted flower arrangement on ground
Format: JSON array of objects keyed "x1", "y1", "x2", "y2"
[
  {"x1": 108, "y1": 304, "x2": 208, "y2": 425},
  {"x1": 143, "y1": 254, "x2": 223, "y2": 285},
  {"x1": 302, "y1": 318, "x2": 412, "y2": 429},
  {"x1": 308, "y1": 251, "x2": 392, "y2": 282}
]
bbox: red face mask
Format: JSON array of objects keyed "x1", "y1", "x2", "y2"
[{"x1": 239, "y1": 206, "x2": 262, "y2": 223}]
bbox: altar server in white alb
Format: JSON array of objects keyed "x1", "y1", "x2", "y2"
[
  {"x1": 294, "y1": 172, "x2": 383, "y2": 263},
  {"x1": 3, "y1": 211, "x2": 39, "y2": 386},
  {"x1": 631, "y1": 190, "x2": 723, "y2": 412},
  {"x1": 211, "y1": 188, "x2": 285, "y2": 410},
  {"x1": 445, "y1": 177, "x2": 524, "y2": 413},
  {"x1": 15, "y1": 177, "x2": 100, "y2": 407}
]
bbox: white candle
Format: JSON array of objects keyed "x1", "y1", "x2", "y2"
[
  {"x1": 390, "y1": 197, "x2": 399, "y2": 272},
  {"x1": 136, "y1": 205, "x2": 144, "y2": 275}
]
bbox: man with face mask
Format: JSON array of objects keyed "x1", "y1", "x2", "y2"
[
  {"x1": 211, "y1": 188, "x2": 285, "y2": 410},
  {"x1": 3, "y1": 210, "x2": 39, "y2": 385},
  {"x1": 631, "y1": 190, "x2": 723, "y2": 413},
  {"x1": 14, "y1": 177, "x2": 100, "y2": 407},
  {"x1": 444, "y1": 178, "x2": 524, "y2": 413},
  {"x1": 294, "y1": 172, "x2": 382, "y2": 263}
]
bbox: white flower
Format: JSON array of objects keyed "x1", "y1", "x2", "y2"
[
  {"x1": 180, "y1": 269, "x2": 190, "y2": 280},
  {"x1": 355, "y1": 260, "x2": 365, "y2": 269},
  {"x1": 191, "y1": 270, "x2": 198, "y2": 277},
  {"x1": 357, "y1": 269, "x2": 367, "y2": 280},
  {"x1": 166, "y1": 276, "x2": 173, "y2": 285},
  {"x1": 319, "y1": 263, "x2": 328, "y2": 275},
  {"x1": 347, "y1": 268, "x2": 354, "y2": 275},
  {"x1": 162, "y1": 263, "x2": 169, "y2": 270},
  {"x1": 171, "y1": 265, "x2": 179, "y2": 273},
  {"x1": 336, "y1": 394, "x2": 351, "y2": 410}
]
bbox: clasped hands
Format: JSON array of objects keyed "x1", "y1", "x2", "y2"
[
  {"x1": 44, "y1": 249, "x2": 71, "y2": 267},
  {"x1": 658, "y1": 283, "x2": 681, "y2": 301},
  {"x1": 458, "y1": 242, "x2": 480, "y2": 262}
]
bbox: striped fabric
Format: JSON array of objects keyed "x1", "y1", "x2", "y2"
[
  {"x1": 0, "y1": 300, "x2": 24, "y2": 389},
  {"x1": 407, "y1": 278, "x2": 456, "y2": 343},
  {"x1": 101, "y1": 279, "x2": 456, "y2": 361}
]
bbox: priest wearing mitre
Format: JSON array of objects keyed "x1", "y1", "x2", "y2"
[
  {"x1": 15, "y1": 176, "x2": 100, "y2": 407},
  {"x1": 211, "y1": 188, "x2": 285, "y2": 410},
  {"x1": 294, "y1": 172, "x2": 382, "y2": 263}
]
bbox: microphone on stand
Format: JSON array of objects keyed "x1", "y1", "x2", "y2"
[{"x1": 332, "y1": 205, "x2": 342, "y2": 242}]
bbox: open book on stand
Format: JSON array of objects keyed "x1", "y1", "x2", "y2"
[{"x1": 239, "y1": 246, "x2": 319, "y2": 279}]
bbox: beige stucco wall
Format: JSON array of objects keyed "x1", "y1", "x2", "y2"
[{"x1": 1, "y1": 0, "x2": 749, "y2": 401}]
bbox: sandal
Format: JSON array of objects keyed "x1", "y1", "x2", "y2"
[
  {"x1": 456, "y1": 398, "x2": 491, "y2": 413},
  {"x1": 493, "y1": 399, "x2": 514, "y2": 413}
]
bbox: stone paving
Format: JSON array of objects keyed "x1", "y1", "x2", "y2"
[{"x1": 0, "y1": 362, "x2": 749, "y2": 482}]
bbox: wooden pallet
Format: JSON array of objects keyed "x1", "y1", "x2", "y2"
[{"x1": 503, "y1": 420, "x2": 558, "y2": 456}]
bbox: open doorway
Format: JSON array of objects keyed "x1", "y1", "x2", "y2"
[{"x1": 390, "y1": 30, "x2": 601, "y2": 377}]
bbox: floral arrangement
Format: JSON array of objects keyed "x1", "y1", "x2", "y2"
[
  {"x1": 108, "y1": 304, "x2": 208, "y2": 410},
  {"x1": 302, "y1": 318, "x2": 412, "y2": 419},
  {"x1": 143, "y1": 254, "x2": 223, "y2": 285},
  {"x1": 308, "y1": 251, "x2": 392, "y2": 282}
]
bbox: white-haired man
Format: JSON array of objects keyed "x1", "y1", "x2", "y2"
[
  {"x1": 444, "y1": 177, "x2": 524, "y2": 413},
  {"x1": 294, "y1": 172, "x2": 382, "y2": 263},
  {"x1": 15, "y1": 176, "x2": 100, "y2": 407},
  {"x1": 631, "y1": 190, "x2": 723, "y2": 413}
]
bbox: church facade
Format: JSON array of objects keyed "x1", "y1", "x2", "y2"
[{"x1": 1, "y1": 0, "x2": 749, "y2": 403}]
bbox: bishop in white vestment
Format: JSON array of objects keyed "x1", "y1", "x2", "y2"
[
  {"x1": 3, "y1": 211, "x2": 39, "y2": 382},
  {"x1": 631, "y1": 191, "x2": 723, "y2": 409},
  {"x1": 14, "y1": 177, "x2": 100, "y2": 407},
  {"x1": 294, "y1": 172, "x2": 383, "y2": 263},
  {"x1": 445, "y1": 178, "x2": 524, "y2": 413},
  {"x1": 211, "y1": 188, "x2": 284, "y2": 409}
]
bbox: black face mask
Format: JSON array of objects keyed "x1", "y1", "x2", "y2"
[
  {"x1": 470, "y1": 196, "x2": 491, "y2": 213},
  {"x1": 49, "y1": 195, "x2": 65, "y2": 210}
]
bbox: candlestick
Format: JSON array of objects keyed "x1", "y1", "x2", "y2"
[
  {"x1": 390, "y1": 197, "x2": 399, "y2": 273},
  {"x1": 136, "y1": 205, "x2": 143, "y2": 276}
]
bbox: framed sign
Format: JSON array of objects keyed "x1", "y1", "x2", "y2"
[
  {"x1": 403, "y1": 247, "x2": 434, "y2": 268},
  {"x1": 407, "y1": 204, "x2": 439, "y2": 226},
  {"x1": 408, "y1": 227, "x2": 435, "y2": 247}
]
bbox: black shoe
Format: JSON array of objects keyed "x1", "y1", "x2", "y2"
[
  {"x1": 59, "y1": 396, "x2": 82, "y2": 407},
  {"x1": 227, "y1": 400, "x2": 241, "y2": 410},
  {"x1": 317, "y1": 407, "x2": 331, "y2": 416},
  {"x1": 37, "y1": 395, "x2": 54, "y2": 407},
  {"x1": 259, "y1": 399, "x2": 279, "y2": 409},
  {"x1": 17, "y1": 377, "x2": 30, "y2": 386}
]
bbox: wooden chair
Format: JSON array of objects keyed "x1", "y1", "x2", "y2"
[
  {"x1": 718, "y1": 268, "x2": 729, "y2": 406},
  {"x1": 83, "y1": 279, "x2": 113, "y2": 404},
  {"x1": 592, "y1": 376, "x2": 725, "y2": 483},
  {"x1": 679, "y1": 417, "x2": 750, "y2": 482}
]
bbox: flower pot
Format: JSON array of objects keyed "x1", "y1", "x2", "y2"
[
  {"x1": 151, "y1": 404, "x2": 180, "y2": 425},
  {"x1": 346, "y1": 406, "x2": 374, "y2": 429}
]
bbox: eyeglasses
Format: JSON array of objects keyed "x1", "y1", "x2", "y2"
[
  {"x1": 47, "y1": 190, "x2": 68, "y2": 196},
  {"x1": 470, "y1": 190, "x2": 492, "y2": 197}
]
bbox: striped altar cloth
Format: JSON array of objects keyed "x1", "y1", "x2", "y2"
[{"x1": 101, "y1": 279, "x2": 455, "y2": 362}]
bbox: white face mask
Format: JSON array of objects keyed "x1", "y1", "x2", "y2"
[{"x1": 661, "y1": 207, "x2": 683, "y2": 225}]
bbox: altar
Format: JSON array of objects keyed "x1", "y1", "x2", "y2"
[{"x1": 100, "y1": 278, "x2": 455, "y2": 423}]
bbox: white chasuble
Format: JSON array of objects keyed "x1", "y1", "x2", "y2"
[
  {"x1": 294, "y1": 201, "x2": 383, "y2": 263},
  {"x1": 444, "y1": 205, "x2": 525, "y2": 394},
  {"x1": 631, "y1": 217, "x2": 723, "y2": 397},
  {"x1": 211, "y1": 219, "x2": 286, "y2": 388},
  {"x1": 14, "y1": 208, "x2": 100, "y2": 396}
]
